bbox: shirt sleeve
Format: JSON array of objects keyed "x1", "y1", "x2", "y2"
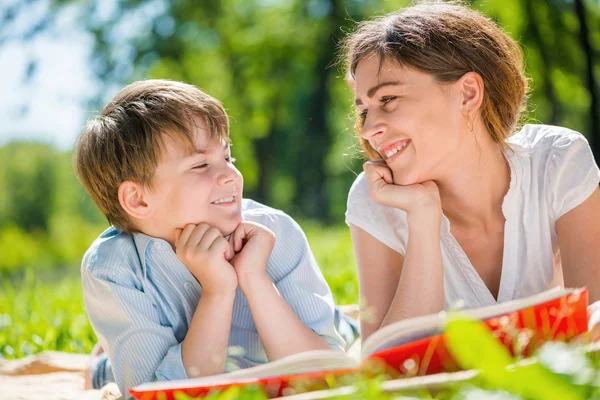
[
  {"x1": 261, "y1": 211, "x2": 347, "y2": 352},
  {"x1": 546, "y1": 130, "x2": 600, "y2": 220},
  {"x1": 82, "y1": 265, "x2": 188, "y2": 397}
]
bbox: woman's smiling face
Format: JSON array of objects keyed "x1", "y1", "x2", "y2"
[{"x1": 354, "y1": 55, "x2": 466, "y2": 185}]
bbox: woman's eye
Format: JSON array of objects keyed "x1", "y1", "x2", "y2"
[{"x1": 359, "y1": 109, "x2": 368, "y2": 122}]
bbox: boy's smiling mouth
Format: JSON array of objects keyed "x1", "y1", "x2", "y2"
[{"x1": 212, "y1": 195, "x2": 237, "y2": 205}]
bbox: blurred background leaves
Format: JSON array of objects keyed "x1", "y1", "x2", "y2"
[{"x1": 0, "y1": 0, "x2": 598, "y2": 293}]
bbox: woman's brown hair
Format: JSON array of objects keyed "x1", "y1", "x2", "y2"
[{"x1": 341, "y1": 1, "x2": 529, "y2": 159}]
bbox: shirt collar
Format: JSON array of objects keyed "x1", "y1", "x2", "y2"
[{"x1": 132, "y1": 232, "x2": 173, "y2": 279}]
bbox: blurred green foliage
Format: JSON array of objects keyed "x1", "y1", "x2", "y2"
[
  {"x1": 0, "y1": 143, "x2": 107, "y2": 273},
  {"x1": 73, "y1": 0, "x2": 600, "y2": 216},
  {"x1": 0, "y1": 0, "x2": 598, "y2": 273},
  {"x1": 1, "y1": 0, "x2": 599, "y2": 270}
]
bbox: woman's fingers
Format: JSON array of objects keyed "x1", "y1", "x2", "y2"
[
  {"x1": 364, "y1": 161, "x2": 393, "y2": 185},
  {"x1": 363, "y1": 160, "x2": 441, "y2": 214}
]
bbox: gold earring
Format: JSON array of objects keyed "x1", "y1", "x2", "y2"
[{"x1": 467, "y1": 113, "x2": 474, "y2": 132}]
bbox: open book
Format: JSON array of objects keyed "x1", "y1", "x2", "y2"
[{"x1": 129, "y1": 287, "x2": 589, "y2": 400}]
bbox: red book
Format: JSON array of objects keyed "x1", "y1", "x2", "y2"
[{"x1": 129, "y1": 287, "x2": 589, "y2": 400}]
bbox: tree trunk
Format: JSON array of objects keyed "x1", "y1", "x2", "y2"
[
  {"x1": 574, "y1": 0, "x2": 600, "y2": 164},
  {"x1": 294, "y1": 0, "x2": 345, "y2": 220},
  {"x1": 525, "y1": 0, "x2": 560, "y2": 124}
]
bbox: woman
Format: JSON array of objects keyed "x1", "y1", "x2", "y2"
[{"x1": 342, "y1": 2, "x2": 600, "y2": 342}]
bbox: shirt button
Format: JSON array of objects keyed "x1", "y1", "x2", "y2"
[{"x1": 184, "y1": 282, "x2": 192, "y2": 289}]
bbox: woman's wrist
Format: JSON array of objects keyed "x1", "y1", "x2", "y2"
[{"x1": 407, "y1": 206, "x2": 442, "y2": 233}]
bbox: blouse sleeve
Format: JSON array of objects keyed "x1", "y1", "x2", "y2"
[
  {"x1": 545, "y1": 129, "x2": 600, "y2": 220},
  {"x1": 345, "y1": 172, "x2": 408, "y2": 255}
]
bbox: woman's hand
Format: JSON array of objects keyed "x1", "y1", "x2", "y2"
[{"x1": 363, "y1": 160, "x2": 442, "y2": 220}]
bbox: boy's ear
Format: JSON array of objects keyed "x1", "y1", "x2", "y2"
[
  {"x1": 457, "y1": 71, "x2": 484, "y2": 116},
  {"x1": 118, "y1": 180, "x2": 154, "y2": 220}
]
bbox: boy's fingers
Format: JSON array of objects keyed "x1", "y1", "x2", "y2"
[
  {"x1": 224, "y1": 239, "x2": 234, "y2": 260},
  {"x1": 198, "y1": 227, "x2": 223, "y2": 251},
  {"x1": 174, "y1": 228, "x2": 182, "y2": 245},
  {"x1": 177, "y1": 224, "x2": 197, "y2": 248},
  {"x1": 187, "y1": 223, "x2": 212, "y2": 248},
  {"x1": 233, "y1": 223, "x2": 254, "y2": 252},
  {"x1": 231, "y1": 225, "x2": 244, "y2": 252},
  {"x1": 209, "y1": 236, "x2": 230, "y2": 258},
  {"x1": 227, "y1": 230, "x2": 239, "y2": 255}
]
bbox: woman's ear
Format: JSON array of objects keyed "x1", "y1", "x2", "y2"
[
  {"x1": 458, "y1": 71, "x2": 484, "y2": 116},
  {"x1": 118, "y1": 180, "x2": 154, "y2": 220}
]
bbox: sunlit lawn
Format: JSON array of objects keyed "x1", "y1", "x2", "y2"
[
  {"x1": 0, "y1": 222, "x2": 358, "y2": 360},
  {"x1": 4, "y1": 223, "x2": 600, "y2": 400}
]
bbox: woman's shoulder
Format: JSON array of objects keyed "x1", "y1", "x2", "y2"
[
  {"x1": 509, "y1": 124, "x2": 599, "y2": 220},
  {"x1": 347, "y1": 171, "x2": 370, "y2": 201},
  {"x1": 507, "y1": 124, "x2": 589, "y2": 155},
  {"x1": 345, "y1": 172, "x2": 409, "y2": 254},
  {"x1": 507, "y1": 124, "x2": 595, "y2": 177}
]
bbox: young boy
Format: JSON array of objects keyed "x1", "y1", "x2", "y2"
[{"x1": 75, "y1": 79, "x2": 349, "y2": 396}]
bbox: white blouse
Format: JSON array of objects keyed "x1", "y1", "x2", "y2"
[{"x1": 345, "y1": 124, "x2": 600, "y2": 309}]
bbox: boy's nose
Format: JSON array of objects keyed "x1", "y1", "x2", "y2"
[{"x1": 217, "y1": 165, "x2": 238, "y2": 186}]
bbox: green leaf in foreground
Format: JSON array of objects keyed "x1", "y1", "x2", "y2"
[{"x1": 445, "y1": 316, "x2": 585, "y2": 400}]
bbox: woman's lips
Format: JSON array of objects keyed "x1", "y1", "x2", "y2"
[{"x1": 379, "y1": 139, "x2": 411, "y2": 162}]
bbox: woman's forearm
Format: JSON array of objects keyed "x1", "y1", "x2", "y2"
[{"x1": 380, "y1": 214, "x2": 444, "y2": 329}]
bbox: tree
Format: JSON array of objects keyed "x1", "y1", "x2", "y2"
[{"x1": 1, "y1": 0, "x2": 599, "y2": 221}]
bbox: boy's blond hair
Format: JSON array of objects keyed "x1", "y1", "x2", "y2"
[{"x1": 74, "y1": 79, "x2": 229, "y2": 234}]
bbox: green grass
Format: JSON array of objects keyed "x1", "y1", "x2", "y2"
[
  {"x1": 0, "y1": 222, "x2": 359, "y2": 360},
  {"x1": 5, "y1": 224, "x2": 600, "y2": 400},
  {"x1": 302, "y1": 221, "x2": 359, "y2": 306},
  {"x1": 0, "y1": 269, "x2": 97, "y2": 358}
]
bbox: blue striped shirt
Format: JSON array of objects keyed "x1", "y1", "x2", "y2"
[{"x1": 81, "y1": 199, "x2": 346, "y2": 396}]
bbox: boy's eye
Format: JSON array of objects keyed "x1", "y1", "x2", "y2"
[
  {"x1": 193, "y1": 163, "x2": 208, "y2": 169},
  {"x1": 381, "y1": 96, "x2": 397, "y2": 106},
  {"x1": 226, "y1": 156, "x2": 237, "y2": 164}
]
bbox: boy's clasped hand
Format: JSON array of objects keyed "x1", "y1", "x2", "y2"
[{"x1": 175, "y1": 222, "x2": 276, "y2": 295}]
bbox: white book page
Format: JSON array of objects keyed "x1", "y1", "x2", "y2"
[
  {"x1": 133, "y1": 350, "x2": 359, "y2": 392},
  {"x1": 361, "y1": 286, "x2": 571, "y2": 359}
]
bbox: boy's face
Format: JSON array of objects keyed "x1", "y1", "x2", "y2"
[{"x1": 144, "y1": 120, "x2": 243, "y2": 244}]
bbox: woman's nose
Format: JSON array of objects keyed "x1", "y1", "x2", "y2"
[{"x1": 360, "y1": 115, "x2": 385, "y2": 143}]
